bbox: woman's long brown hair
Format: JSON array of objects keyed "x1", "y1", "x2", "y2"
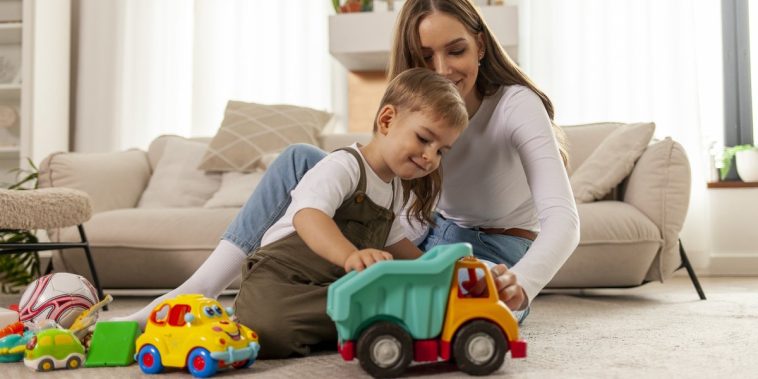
[
  {"x1": 374, "y1": 68, "x2": 468, "y2": 226},
  {"x1": 389, "y1": 0, "x2": 570, "y2": 167}
]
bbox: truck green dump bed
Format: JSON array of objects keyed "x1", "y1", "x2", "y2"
[{"x1": 326, "y1": 243, "x2": 473, "y2": 341}]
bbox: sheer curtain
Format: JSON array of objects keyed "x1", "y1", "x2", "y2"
[
  {"x1": 74, "y1": 0, "x2": 339, "y2": 153},
  {"x1": 519, "y1": 0, "x2": 723, "y2": 266}
]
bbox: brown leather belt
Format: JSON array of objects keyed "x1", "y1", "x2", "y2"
[{"x1": 479, "y1": 227, "x2": 538, "y2": 241}]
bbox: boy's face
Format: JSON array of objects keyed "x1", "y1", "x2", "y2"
[{"x1": 379, "y1": 106, "x2": 461, "y2": 180}]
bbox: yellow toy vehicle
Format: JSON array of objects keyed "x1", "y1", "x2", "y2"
[{"x1": 135, "y1": 294, "x2": 260, "y2": 378}]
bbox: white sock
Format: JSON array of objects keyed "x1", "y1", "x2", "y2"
[{"x1": 112, "y1": 239, "x2": 247, "y2": 329}]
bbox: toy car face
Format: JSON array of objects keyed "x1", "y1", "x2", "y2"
[
  {"x1": 135, "y1": 294, "x2": 259, "y2": 376},
  {"x1": 23, "y1": 329, "x2": 85, "y2": 371}
]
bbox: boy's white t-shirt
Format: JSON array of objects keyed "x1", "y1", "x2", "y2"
[{"x1": 261, "y1": 144, "x2": 406, "y2": 248}]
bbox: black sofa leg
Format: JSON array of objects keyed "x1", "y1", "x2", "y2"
[
  {"x1": 679, "y1": 239, "x2": 706, "y2": 300},
  {"x1": 78, "y1": 225, "x2": 107, "y2": 310}
]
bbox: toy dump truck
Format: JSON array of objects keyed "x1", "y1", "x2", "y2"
[{"x1": 326, "y1": 243, "x2": 526, "y2": 377}]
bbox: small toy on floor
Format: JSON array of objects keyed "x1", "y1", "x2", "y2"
[
  {"x1": 23, "y1": 328, "x2": 86, "y2": 371},
  {"x1": 18, "y1": 273, "x2": 99, "y2": 329},
  {"x1": 69, "y1": 294, "x2": 114, "y2": 343},
  {"x1": 135, "y1": 294, "x2": 260, "y2": 378},
  {"x1": 327, "y1": 243, "x2": 527, "y2": 378},
  {"x1": 85, "y1": 321, "x2": 141, "y2": 367},
  {"x1": 0, "y1": 330, "x2": 33, "y2": 363}
]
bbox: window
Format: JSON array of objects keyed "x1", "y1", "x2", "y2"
[
  {"x1": 151, "y1": 304, "x2": 170, "y2": 326},
  {"x1": 750, "y1": 1, "x2": 758, "y2": 142},
  {"x1": 168, "y1": 304, "x2": 192, "y2": 327},
  {"x1": 457, "y1": 267, "x2": 489, "y2": 299},
  {"x1": 55, "y1": 334, "x2": 73, "y2": 345},
  {"x1": 38, "y1": 336, "x2": 52, "y2": 347},
  {"x1": 725, "y1": 0, "x2": 755, "y2": 147}
]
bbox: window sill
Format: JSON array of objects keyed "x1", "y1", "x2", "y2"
[{"x1": 707, "y1": 181, "x2": 758, "y2": 189}]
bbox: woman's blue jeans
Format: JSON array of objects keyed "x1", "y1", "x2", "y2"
[
  {"x1": 223, "y1": 144, "x2": 532, "y2": 322},
  {"x1": 223, "y1": 144, "x2": 328, "y2": 254}
]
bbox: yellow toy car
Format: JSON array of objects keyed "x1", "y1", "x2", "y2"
[{"x1": 135, "y1": 294, "x2": 260, "y2": 378}]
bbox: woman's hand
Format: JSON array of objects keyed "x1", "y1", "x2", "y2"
[
  {"x1": 343, "y1": 249, "x2": 393, "y2": 272},
  {"x1": 490, "y1": 264, "x2": 528, "y2": 311}
]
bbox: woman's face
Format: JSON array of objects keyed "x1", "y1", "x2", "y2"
[{"x1": 417, "y1": 11, "x2": 483, "y2": 114}]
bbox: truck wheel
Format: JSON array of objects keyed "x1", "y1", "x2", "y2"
[
  {"x1": 357, "y1": 322, "x2": 413, "y2": 378},
  {"x1": 453, "y1": 320, "x2": 507, "y2": 376}
]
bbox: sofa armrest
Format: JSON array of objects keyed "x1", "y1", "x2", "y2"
[
  {"x1": 622, "y1": 138, "x2": 691, "y2": 281},
  {"x1": 38, "y1": 150, "x2": 152, "y2": 214}
]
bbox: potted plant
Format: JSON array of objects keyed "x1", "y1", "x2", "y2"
[
  {"x1": 735, "y1": 145, "x2": 758, "y2": 182},
  {"x1": 720, "y1": 144, "x2": 757, "y2": 181},
  {"x1": 0, "y1": 159, "x2": 41, "y2": 294}
]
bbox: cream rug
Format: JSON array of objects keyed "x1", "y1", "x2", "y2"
[{"x1": 1, "y1": 276, "x2": 756, "y2": 378}]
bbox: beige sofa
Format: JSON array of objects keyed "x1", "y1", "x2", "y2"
[{"x1": 37, "y1": 123, "x2": 697, "y2": 295}]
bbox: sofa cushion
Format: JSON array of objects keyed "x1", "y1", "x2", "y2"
[
  {"x1": 198, "y1": 101, "x2": 332, "y2": 172},
  {"x1": 204, "y1": 171, "x2": 265, "y2": 209},
  {"x1": 562, "y1": 122, "x2": 621, "y2": 175},
  {"x1": 38, "y1": 149, "x2": 151, "y2": 213},
  {"x1": 138, "y1": 138, "x2": 222, "y2": 208},
  {"x1": 147, "y1": 135, "x2": 211, "y2": 171},
  {"x1": 318, "y1": 132, "x2": 372, "y2": 152},
  {"x1": 55, "y1": 207, "x2": 237, "y2": 249},
  {"x1": 548, "y1": 201, "x2": 662, "y2": 287},
  {"x1": 50, "y1": 207, "x2": 240, "y2": 289},
  {"x1": 569, "y1": 122, "x2": 655, "y2": 203}
]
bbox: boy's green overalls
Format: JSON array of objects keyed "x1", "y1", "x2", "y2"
[{"x1": 234, "y1": 148, "x2": 396, "y2": 359}]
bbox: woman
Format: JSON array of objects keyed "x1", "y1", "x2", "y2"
[{"x1": 119, "y1": 0, "x2": 579, "y2": 328}]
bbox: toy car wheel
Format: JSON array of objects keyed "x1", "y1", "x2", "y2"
[
  {"x1": 187, "y1": 347, "x2": 219, "y2": 378},
  {"x1": 357, "y1": 322, "x2": 413, "y2": 378},
  {"x1": 452, "y1": 320, "x2": 507, "y2": 376},
  {"x1": 138, "y1": 344, "x2": 164, "y2": 374},
  {"x1": 232, "y1": 358, "x2": 254, "y2": 369},
  {"x1": 66, "y1": 355, "x2": 82, "y2": 369},
  {"x1": 38, "y1": 358, "x2": 55, "y2": 372}
]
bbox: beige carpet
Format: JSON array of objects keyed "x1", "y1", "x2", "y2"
[{"x1": 1, "y1": 276, "x2": 756, "y2": 378}]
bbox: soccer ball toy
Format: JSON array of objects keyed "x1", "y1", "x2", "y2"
[{"x1": 18, "y1": 273, "x2": 99, "y2": 329}]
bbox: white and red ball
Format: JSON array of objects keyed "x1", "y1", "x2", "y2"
[{"x1": 18, "y1": 273, "x2": 99, "y2": 328}]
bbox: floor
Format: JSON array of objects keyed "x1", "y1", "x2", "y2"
[{"x1": 1, "y1": 276, "x2": 757, "y2": 378}]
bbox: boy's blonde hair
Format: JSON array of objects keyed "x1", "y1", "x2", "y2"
[{"x1": 373, "y1": 67, "x2": 468, "y2": 226}]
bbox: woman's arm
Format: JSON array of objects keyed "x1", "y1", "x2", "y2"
[
  {"x1": 505, "y1": 87, "x2": 581, "y2": 306},
  {"x1": 384, "y1": 238, "x2": 423, "y2": 260}
]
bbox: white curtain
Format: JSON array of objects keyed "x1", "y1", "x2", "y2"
[
  {"x1": 74, "y1": 0, "x2": 339, "y2": 153},
  {"x1": 520, "y1": 0, "x2": 723, "y2": 267}
]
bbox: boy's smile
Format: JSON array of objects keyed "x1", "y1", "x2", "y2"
[{"x1": 362, "y1": 105, "x2": 462, "y2": 183}]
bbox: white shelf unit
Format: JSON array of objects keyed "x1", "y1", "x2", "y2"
[
  {"x1": 328, "y1": 5, "x2": 518, "y2": 72},
  {"x1": 0, "y1": 0, "x2": 70, "y2": 186}
]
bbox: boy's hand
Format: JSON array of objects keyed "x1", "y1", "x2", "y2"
[{"x1": 344, "y1": 249, "x2": 393, "y2": 272}]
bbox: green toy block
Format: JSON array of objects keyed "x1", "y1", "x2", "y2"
[{"x1": 85, "y1": 321, "x2": 141, "y2": 367}]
